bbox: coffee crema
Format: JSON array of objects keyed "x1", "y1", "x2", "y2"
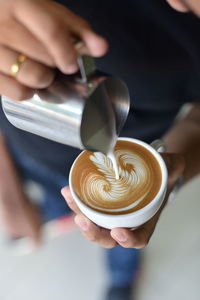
[{"x1": 71, "y1": 140, "x2": 162, "y2": 215}]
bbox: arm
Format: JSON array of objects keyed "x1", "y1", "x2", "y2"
[
  {"x1": 163, "y1": 102, "x2": 200, "y2": 183},
  {"x1": 0, "y1": 133, "x2": 40, "y2": 243}
]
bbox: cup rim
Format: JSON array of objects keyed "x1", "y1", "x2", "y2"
[{"x1": 69, "y1": 137, "x2": 168, "y2": 219}]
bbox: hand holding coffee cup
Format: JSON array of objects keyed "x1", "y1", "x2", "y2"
[
  {"x1": 62, "y1": 144, "x2": 185, "y2": 248},
  {"x1": 69, "y1": 138, "x2": 168, "y2": 229}
]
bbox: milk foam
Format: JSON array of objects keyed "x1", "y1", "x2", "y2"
[{"x1": 80, "y1": 149, "x2": 153, "y2": 213}]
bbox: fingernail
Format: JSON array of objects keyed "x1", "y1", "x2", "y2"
[
  {"x1": 65, "y1": 64, "x2": 78, "y2": 74},
  {"x1": 75, "y1": 217, "x2": 88, "y2": 231},
  {"x1": 113, "y1": 233, "x2": 127, "y2": 242}
]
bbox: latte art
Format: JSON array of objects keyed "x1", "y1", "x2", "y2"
[
  {"x1": 81, "y1": 151, "x2": 151, "y2": 212},
  {"x1": 71, "y1": 140, "x2": 162, "y2": 215}
]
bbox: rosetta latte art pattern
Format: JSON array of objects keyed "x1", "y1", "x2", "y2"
[{"x1": 80, "y1": 150, "x2": 155, "y2": 213}]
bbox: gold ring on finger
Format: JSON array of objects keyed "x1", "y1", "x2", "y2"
[{"x1": 11, "y1": 54, "x2": 27, "y2": 77}]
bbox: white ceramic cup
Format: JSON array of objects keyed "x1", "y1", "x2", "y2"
[{"x1": 69, "y1": 138, "x2": 168, "y2": 229}]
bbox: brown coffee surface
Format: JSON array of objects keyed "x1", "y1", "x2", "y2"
[{"x1": 71, "y1": 140, "x2": 162, "y2": 215}]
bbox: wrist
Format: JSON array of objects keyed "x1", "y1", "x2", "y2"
[
  {"x1": 155, "y1": 140, "x2": 186, "y2": 206},
  {"x1": 166, "y1": 174, "x2": 184, "y2": 205}
]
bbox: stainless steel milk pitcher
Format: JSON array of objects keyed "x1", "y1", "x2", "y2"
[{"x1": 1, "y1": 56, "x2": 130, "y2": 155}]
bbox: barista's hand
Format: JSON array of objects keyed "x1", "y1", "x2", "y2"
[
  {"x1": 166, "y1": 0, "x2": 200, "y2": 16},
  {"x1": 61, "y1": 153, "x2": 185, "y2": 249},
  {"x1": 0, "y1": 0, "x2": 108, "y2": 100}
]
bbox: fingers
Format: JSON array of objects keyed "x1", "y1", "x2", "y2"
[
  {"x1": 109, "y1": 153, "x2": 185, "y2": 249},
  {"x1": 14, "y1": 0, "x2": 108, "y2": 73},
  {"x1": 75, "y1": 215, "x2": 117, "y2": 248},
  {"x1": 111, "y1": 206, "x2": 162, "y2": 249},
  {"x1": 111, "y1": 227, "x2": 148, "y2": 249},
  {"x1": 0, "y1": 72, "x2": 34, "y2": 100},
  {"x1": 67, "y1": 18, "x2": 109, "y2": 57},
  {"x1": 0, "y1": 45, "x2": 55, "y2": 89},
  {"x1": 166, "y1": 0, "x2": 189, "y2": 13},
  {"x1": 14, "y1": 0, "x2": 78, "y2": 73},
  {"x1": 61, "y1": 185, "x2": 155, "y2": 249},
  {"x1": 61, "y1": 186, "x2": 158, "y2": 249},
  {"x1": 111, "y1": 225, "x2": 152, "y2": 249},
  {"x1": 61, "y1": 186, "x2": 116, "y2": 248},
  {"x1": 52, "y1": 1, "x2": 108, "y2": 57},
  {"x1": 0, "y1": 18, "x2": 55, "y2": 67}
]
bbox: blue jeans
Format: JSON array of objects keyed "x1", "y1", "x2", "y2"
[{"x1": 9, "y1": 141, "x2": 141, "y2": 287}]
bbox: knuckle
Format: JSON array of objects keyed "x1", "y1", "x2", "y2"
[
  {"x1": 104, "y1": 242, "x2": 116, "y2": 249},
  {"x1": 68, "y1": 202, "x2": 77, "y2": 212},
  {"x1": 79, "y1": 19, "x2": 91, "y2": 30},
  {"x1": 15, "y1": 86, "x2": 34, "y2": 101},
  {"x1": 83, "y1": 226, "x2": 100, "y2": 242},
  {"x1": 122, "y1": 237, "x2": 149, "y2": 249},
  {"x1": 86, "y1": 233, "x2": 99, "y2": 243},
  {"x1": 47, "y1": 22, "x2": 63, "y2": 42},
  {"x1": 71, "y1": 203, "x2": 80, "y2": 213},
  {"x1": 136, "y1": 240, "x2": 148, "y2": 249},
  {"x1": 33, "y1": 68, "x2": 54, "y2": 88},
  {"x1": 64, "y1": 52, "x2": 77, "y2": 66},
  {"x1": 31, "y1": 70, "x2": 46, "y2": 87},
  {"x1": 24, "y1": 64, "x2": 54, "y2": 88},
  {"x1": 122, "y1": 243, "x2": 132, "y2": 249}
]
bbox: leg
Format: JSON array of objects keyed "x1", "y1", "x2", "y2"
[
  {"x1": 105, "y1": 246, "x2": 141, "y2": 287},
  {"x1": 105, "y1": 246, "x2": 141, "y2": 300}
]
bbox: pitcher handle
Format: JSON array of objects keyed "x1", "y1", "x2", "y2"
[{"x1": 73, "y1": 37, "x2": 96, "y2": 83}]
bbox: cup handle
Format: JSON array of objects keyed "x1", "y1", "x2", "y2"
[{"x1": 150, "y1": 139, "x2": 167, "y2": 153}]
